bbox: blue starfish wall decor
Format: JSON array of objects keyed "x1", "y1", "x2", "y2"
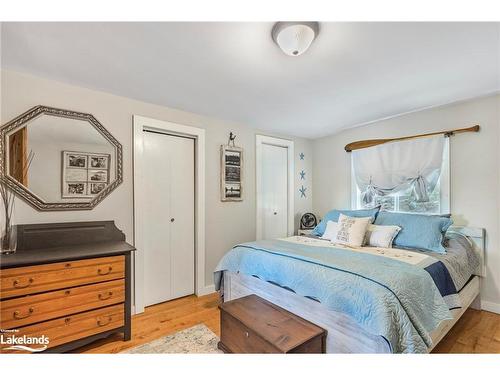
[
  {"x1": 299, "y1": 170, "x2": 306, "y2": 180},
  {"x1": 299, "y1": 185, "x2": 307, "y2": 198},
  {"x1": 299, "y1": 152, "x2": 305, "y2": 160}
]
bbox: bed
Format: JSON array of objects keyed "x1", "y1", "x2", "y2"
[{"x1": 214, "y1": 226, "x2": 485, "y2": 354}]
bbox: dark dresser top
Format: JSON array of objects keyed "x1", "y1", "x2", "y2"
[
  {"x1": 0, "y1": 241, "x2": 134, "y2": 269},
  {"x1": 0, "y1": 221, "x2": 135, "y2": 269}
]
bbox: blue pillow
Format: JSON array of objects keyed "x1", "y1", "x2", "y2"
[
  {"x1": 312, "y1": 207, "x2": 380, "y2": 236},
  {"x1": 374, "y1": 211, "x2": 453, "y2": 253}
]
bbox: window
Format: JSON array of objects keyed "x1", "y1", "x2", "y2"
[{"x1": 351, "y1": 138, "x2": 450, "y2": 214}]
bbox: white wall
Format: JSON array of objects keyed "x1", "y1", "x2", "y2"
[
  {"x1": 1, "y1": 69, "x2": 313, "y2": 289},
  {"x1": 7, "y1": 69, "x2": 496, "y2": 311},
  {"x1": 312, "y1": 94, "x2": 500, "y2": 312}
]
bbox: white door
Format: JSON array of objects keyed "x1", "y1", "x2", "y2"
[
  {"x1": 261, "y1": 143, "x2": 289, "y2": 239},
  {"x1": 143, "y1": 131, "x2": 195, "y2": 306}
]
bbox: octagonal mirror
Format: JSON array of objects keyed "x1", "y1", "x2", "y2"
[{"x1": 0, "y1": 106, "x2": 123, "y2": 211}]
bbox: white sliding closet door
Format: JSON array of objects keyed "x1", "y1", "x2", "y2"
[
  {"x1": 143, "y1": 131, "x2": 195, "y2": 306},
  {"x1": 261, "y1": 143, "x2": 289, "y2": 239}
]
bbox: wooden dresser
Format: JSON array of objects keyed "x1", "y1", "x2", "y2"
[
  {"x1": 218, "y1": 294, "x2": 327, "y2": 353},
  {"x1": 0, "y1": 221, "x2": 134, "y2": 353}
]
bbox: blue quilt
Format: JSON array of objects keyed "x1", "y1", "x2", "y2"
[{"x1": 214, "y1": 238, "x2": 459, "y2": 353}]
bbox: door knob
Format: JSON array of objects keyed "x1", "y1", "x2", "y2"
[
  {"x1": 273, "y1": 212, "x2": 277, "y2": 215},
  {"x1": 170, "y1": 218, "x2": 175, "y2": 222}
]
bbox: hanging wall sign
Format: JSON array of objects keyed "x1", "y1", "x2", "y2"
[{"x1": 220, "y1": 145, "x2": 243, "y2": 201}]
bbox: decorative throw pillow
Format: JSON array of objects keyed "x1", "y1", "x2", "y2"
[
  {"x1": 364, "y1": 224, "x2": 401, "y2": 248},
  {"x1": 311, "y1": 207, "x2": 380, "y2": 237},
  {"x1": 374, "y1": 211, "x2": 452, "y2": 253},
  {"x1": 335, "y1": 214, "x2": 371, "y2": 247},
  {"x1": 320, "y1": 220, "x2": 339, "y2": 241}
]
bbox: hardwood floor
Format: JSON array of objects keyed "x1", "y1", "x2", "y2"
[
  {"x1": 77, "y1": 293, "x2": 500, "y2": 354},
  {"x1": 76, "y1": 293, "x2": 221, "y2": 353},
  {"x1": 433, "y1": 308, "x2": 500, "y2": 353}
]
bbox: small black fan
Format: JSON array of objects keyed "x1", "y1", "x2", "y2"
[{"x1": 300, "y1": 213, "x2": 317, "y2": 230}]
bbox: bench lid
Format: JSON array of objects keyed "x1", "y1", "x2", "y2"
[{"x1": 220, "y1": 294, "x2": 326, "y2": 352}]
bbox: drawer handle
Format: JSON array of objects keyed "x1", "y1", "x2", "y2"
[
  {"x1": 13, "y1": 277, "x2": 34, "y2": 289},
  {"x1": 65, "y1": 317, "x2": 71, "y2": 324},
  {"x1": 97, "y1": 266, "x2": 113, "y2": 275},
  {"x1": 13, "y1": 307, "x2": 34, "y2": 319},
  {"x1": 97, "y1": 316, "x2": 112, "y2": 327},
  {"x1": 98, "y1": 291, "x2": 113, "y2": 300}
]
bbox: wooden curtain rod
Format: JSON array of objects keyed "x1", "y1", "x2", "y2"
[{"x1": 344, "y1": 125, "x2": 480, "y2": 152}]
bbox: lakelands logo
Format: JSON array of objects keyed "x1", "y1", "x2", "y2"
[{"x1": 0, "y1": 329, "x2": 49, "y2": 352}]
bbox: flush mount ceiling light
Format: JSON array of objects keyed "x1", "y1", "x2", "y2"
[{"x1": 272, "y1": 22, "x2": 319, "y2": 56}]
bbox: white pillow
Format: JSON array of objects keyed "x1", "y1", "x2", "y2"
[
  {"x1": 321, "y1": 220, "x2": 338, "y2": 241},
  {"x1": 364, "y1": 224, "x2": 401, "y2": 248},
  {"x1": 335, "y1": 214, "x2": 371, "y2": 247}
]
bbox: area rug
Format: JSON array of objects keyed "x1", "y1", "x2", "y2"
[{"x1": 123, "y1": 324, "x2": 222, "y2": 354}]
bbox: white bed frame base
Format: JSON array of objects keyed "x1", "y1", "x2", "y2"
[
  {"x1": 223, "y1": 271, "x2": 392, "y2": 353},
  {"x1": 222, "y1": 226, "x2": 485, "y2": 353},
  {"x1": 428, "y1": 276, "x2": 479, "y2": 351}
]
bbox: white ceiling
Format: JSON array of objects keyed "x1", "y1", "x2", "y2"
[{"x1": 2, "y1": 22, "x2": 499, "y2": 139}]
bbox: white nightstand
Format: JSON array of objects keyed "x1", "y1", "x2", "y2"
[{"x1": 297, "y1": 229, "x2": 314, "y2": 236}]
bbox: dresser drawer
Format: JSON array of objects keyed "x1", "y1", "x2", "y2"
[
  {"x1": 0, "y1": 304, "x2": 124, "y2": 352},
  {"x1": 0, "y1": 279, "x2": 125, "y2": 329},
  {"x1": 0, "y1": 256, "x2": 125, "y2": 299}
]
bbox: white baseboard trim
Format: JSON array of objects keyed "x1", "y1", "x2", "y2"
[
  {"x1": 197, "y1": 284, "x2": 216, "y2": 296},
  {"x1": 133, "y1": 293, "x2": 499, "y2": 315},
  {"x1": 481, "y1": 300, "x2": 500, "y2": 314},
  {"x1": 132, "y1": 285, "x2": 216, "y2": 315},
  {"x1": 470, "y1": 295, "x2": 481, "y2": 310},
  {"x1": 131, "y1": 304, "x2": 145, "y2": 315}
]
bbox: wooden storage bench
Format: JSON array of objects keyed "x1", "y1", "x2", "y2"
[{"x1": 218, "y1": 294, "x2": 326, "y2": 353}]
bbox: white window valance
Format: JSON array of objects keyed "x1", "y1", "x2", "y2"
[{"x1": 352, "y1": 136, "x2": 446, "y2": 206}]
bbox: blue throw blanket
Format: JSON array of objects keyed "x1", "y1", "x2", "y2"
[{"x1": 214, "y1": 238, "x2": 455, "y2": 353}]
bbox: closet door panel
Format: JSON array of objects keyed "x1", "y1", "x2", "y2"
[
  {"x1": 143, "y1": 131, "x2": 173, "y2": 306},
  {"x1": 261, "y1": 144, "x2": 274, "y2": 239},
  {"x1": 261, "y1": 144, "x2": 288, "y2": 240},
  {"x1": 170, "y1": 136, "x2": 195, "y2": 299}
]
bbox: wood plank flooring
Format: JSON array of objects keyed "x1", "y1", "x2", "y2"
[
  {"x1": 76, "y1": 293, "x2": 221, "y2": 353},
  {"x1": 433, "y1": 308, "x2": 500, "y2": 353},
  {"x1": 77, "y1": 293, "x2": 500, "y2": 354}
]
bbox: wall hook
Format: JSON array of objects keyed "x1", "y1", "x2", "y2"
[{"x1": 228, "y1": 132, "x2": 237, "y2": 147}]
